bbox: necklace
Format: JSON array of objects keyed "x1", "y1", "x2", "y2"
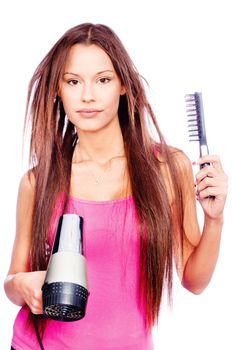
[
  {"x1": 75, "y1": 145, "x2": 125, "y2": 185},
  {"x1": 84, "y1": 160, "x2": 112, "y2": 185}
]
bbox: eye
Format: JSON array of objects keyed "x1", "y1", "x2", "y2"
[
  {"x1": 67, "y1": 79, "x2": 80, "y2": 86},
  {"x1": 97, "y1": 77, "x2": 111, "y2": 84}
]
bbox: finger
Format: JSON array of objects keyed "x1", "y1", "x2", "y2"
[
  {"x1": 196, "y1": 171, "x2": 227, "y2": 190},
  {"x1": 198, "y1": 185, "x2": 227, "y2": 200},
  {"x1": 31, "y1": 307, "x2": 43, "y2": 315},
  {"x1": 197, "y1": 187, "x2": 214, "y2": 199},
  {"x1": 196, "y1": 175, "x2": 214, "y2": 192},
  {"x1": 197, "y1": 180, "x2": 228, "y2": 199},
  {"x1": 196, "y1": 177, "x2": 226, "y2": 195},
  {"x1": 195, "y1": 155, "x2": 223, "y2": 171},
  {"x1": 195, "y1": 166, "x2": 219, "y2": 183},
  {"x1": 30, "y1": 299, "x2": 43, "y2": 314}
]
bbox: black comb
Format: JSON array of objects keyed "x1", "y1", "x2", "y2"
[{"x1": 185, "y1": 92, "x2": 210, "y2": 168}]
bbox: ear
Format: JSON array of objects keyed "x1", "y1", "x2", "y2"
[{"x1": 120, "y1": 85, "x2": 126, "y2": 95}]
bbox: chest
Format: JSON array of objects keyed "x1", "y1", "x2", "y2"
[{"x1": 70, "y1": 158, "x2": 131, "y2": 201}]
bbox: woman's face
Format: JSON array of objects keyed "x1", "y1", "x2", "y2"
[{"x1": 59, "y1": 44, "x2": 125, "y2": 133}]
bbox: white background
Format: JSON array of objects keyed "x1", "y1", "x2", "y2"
[{"x1": 0, "y1": 0, "x2": 232, "y2": 349}]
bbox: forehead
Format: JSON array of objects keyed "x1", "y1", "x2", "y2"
[{"x1": 64, "y1": 44, "x2": 115, "y2": 73}]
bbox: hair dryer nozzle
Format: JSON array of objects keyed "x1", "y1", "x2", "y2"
[{"x1": 42, "y1": 281, "x2": 89, "y2": 321}]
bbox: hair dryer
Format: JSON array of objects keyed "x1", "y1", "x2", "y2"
[{"x1": 42, "y1": 214, "x2": 89, "y2": 321}]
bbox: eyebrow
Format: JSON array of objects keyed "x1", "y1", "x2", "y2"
[{"x1": 63, "y1": 70, "x2": 115, "y2": 77}]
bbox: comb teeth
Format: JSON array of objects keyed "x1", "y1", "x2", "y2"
[
  {"x1": 185, "y1": 92, "x2": 207, "y2": 144},
  {"x1": 185, "y1": 92, "x2": 211, "y2": 171}
]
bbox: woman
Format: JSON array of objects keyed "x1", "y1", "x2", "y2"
[{"x1": 4, "y1": 23, "x2": 228, "y2": 350}]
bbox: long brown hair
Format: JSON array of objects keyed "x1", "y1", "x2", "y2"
[{"x1": 26, "y1": 23, "x2": 185, "y2": 329}]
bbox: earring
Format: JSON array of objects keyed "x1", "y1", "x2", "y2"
[{"x1": 54, "y1": 95, "x2": 60, "y2": 104}]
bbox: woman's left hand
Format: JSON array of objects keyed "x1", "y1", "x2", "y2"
[{"x1": 195, "y1": 155, "x2": 228, "y2": 220}]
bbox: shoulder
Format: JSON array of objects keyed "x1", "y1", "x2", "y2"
[
  {"x1": 170, "y1": 147, "x2": 193, "y2": 177},
  {"x1": 157, "y1": 145, "x2": 193, "y2": 178},
  {"x1": 155, "y1": 144, "x2": 194, "y2": 203},
  {"x1": 17, "y1": 170, "x2": 36, "y2": 204},
  {"x1": 155, "y1": 141, "x2": 192, "y2": 170},
  {"x1": 7, "y1": 171, "x2": 36, "y2": 275},
  {"x1": 15, "y1": 170, "x2": 36, "y2": 246},
  {"x1": 156, "y1": 144, "x2": 191, "y2": 165}
]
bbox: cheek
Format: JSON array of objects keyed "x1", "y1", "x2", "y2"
[
  {"x1": 103, "y1": 89, "x2": 121, "y2": 110},
  {"x1": 60, "y1": 90, "x2": 76, "y2": 113},
  {"x1": 60, "y1": 97, "x2": 74, "y2": 120},
  {"x1": 60, "y1": 89, "x2": 72, "y2": 103},
  {"x1": 60, "y1": 95, "x2": 69, "y2": 111}
]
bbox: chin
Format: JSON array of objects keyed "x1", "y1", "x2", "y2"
[
  {"x1": 76, "y1": 118, "x2": 117, "y2": 133},
  {"x1": 76, "y1": 124, "x2": 107, "y2": 134}
]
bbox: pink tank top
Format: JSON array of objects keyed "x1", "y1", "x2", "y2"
[{"x1": 11, "y1": 195, "x2": 154, "y2": 350}]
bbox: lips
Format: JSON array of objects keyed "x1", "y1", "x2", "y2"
[{"x1": 76, "y1": 108, "x2": 103, "y2": 117}]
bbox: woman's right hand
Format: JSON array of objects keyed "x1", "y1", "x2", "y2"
[{"x1": 14, "y1": 271, "x2": 46, "y2": 314}]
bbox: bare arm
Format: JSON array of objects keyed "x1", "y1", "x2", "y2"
[
  {"x1": 181, "y1": 155, "x2": 228, "y2": 294},
  {"x1": 182, "y1": 216, "x2": 223, "y2": 294},
  {"x1": 4, "y1": 172, "x2": 46, "y2": 313}
]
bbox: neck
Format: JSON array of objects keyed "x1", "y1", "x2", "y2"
[{"x1": 75, "y1": 120, "x2": 125, "y2": 163}]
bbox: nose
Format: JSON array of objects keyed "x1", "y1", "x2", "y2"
[{"x1": 81, "y1": 82, "x2": 95, "y2": 103}]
